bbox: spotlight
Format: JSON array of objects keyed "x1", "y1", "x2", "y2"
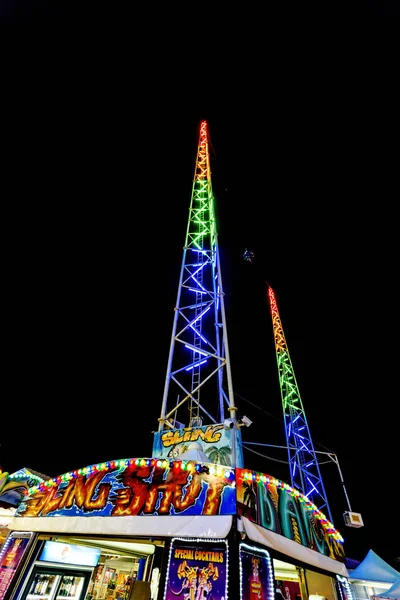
[
  {"x1": 238, "y1": 415, "x2": 252, "y2": 428},
  {"x1": 224, "y1": 418, "x2": 235, "y2": 429}
]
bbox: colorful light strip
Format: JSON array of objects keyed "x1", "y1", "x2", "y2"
[
  {"x1": 27, "y1": 458, "x2": 236, "y2": 496},
  {"x1": 8, "y1": 470, "x2": 43, "y2": 483},
  {"x1": 24, "y1": 458, "x2": 342, "y2": 542}
]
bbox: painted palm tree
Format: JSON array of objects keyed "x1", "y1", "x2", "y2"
[
  {"x1": 242, "y1": 480, "x2": 257, "y2": 517},
  {"x1": 206, "y1": 444, "x2": 232, "y2": 466}
]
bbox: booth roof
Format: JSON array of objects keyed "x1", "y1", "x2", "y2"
[
  {"x1": 10, "y1": 467, "x2": 51, "y2": 481},
  {"x1": 349, "y1": 549, "x2": 400, "y2": 584},
  {"x1": 373, "y1": 577, "x2": 400, "y2": 599}
]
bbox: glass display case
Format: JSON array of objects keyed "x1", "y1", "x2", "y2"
[{"x1": 23, "y1": 568, "x2": 91, "y2": 600}]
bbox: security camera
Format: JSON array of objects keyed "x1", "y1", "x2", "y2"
[
  {"x1": 224, "y1": 418, "x2": 235, "y2": 429},
  {"x1": 241, "y1": 415, "x2": 252, "y2": 428}
]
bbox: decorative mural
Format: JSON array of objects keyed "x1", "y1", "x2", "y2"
[
  {"x1": 236, "y1": 468, "x2": 345, "y2": 563},
  {"x1": 15, "y1": 459, "x2": 236, "y2": 518},
  {"x1": 0, "y1": 532, "x2": 33, "y2": 600},
  {"x1": 164, "y1": 537, "x2": 228, "y2": 600},
  {"x1": 239, "y1": 542, "x2": 275, "y2": 600},
  {"x1": 152, "y1": 423, "x2": 244, "y2": 467},
  {"x1": 0, "y1": 469, "x2": 44, "y2": 509}
]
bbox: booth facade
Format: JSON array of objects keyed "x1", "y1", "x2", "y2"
[{"x1": 0, "y1": 436, "x2": 352, "y2": 600}]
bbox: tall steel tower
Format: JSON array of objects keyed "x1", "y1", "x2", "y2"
[
  {"x1": 267, "y1": 285, "x2": 333, "y2": 523},
  {"x1": 157, "y1": 121, "x2": 238, "y2": 451}
]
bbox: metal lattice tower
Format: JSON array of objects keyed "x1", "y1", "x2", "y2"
[
  {"x1": 158, "y1": 120, "x2": 237, "y2": 434},
  {"x1": 267, "y1": 285, "x2": 333, "y2": 523}
]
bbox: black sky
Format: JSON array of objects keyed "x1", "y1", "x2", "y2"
[
  {"x1": 1, "y1": 0, "x2": 399, "y2": 21},
  {"x1": 2, "y1": 46, "x2": 399, "y2": 572}
]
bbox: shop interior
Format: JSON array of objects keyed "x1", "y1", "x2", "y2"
[
  {"x1": 273, "y1": 557, "x2": 336, "y2": 600},
  {"x1": 17, "y1": 535, "x2": 340, "y2": 600},
  {"x1": 23, "y1": 535, "x2": 165, "y2": 600}
]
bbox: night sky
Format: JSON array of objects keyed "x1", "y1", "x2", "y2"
[
  {"x1": 2, "y1": 47, "x2": 399, "y2": 573},
  {"x1": 1, "y1": 0, "x2": 399, "y2": 20}
]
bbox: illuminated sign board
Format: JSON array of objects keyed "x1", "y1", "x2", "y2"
[
  {"x1": 236, "y1": 468, "x2": 345, "y2": 562},
  {"x1": 16, "y1": 460, "x2": 236, "y2": 518},
  {"x1": 0, "y1": 532, "x2": 33, "y2": 599},
  {"x1": 239, "y1": 543, "x2": 274, "y2": 600},
  {"x1": 152, "y1": 423, "x2": 244, "y2": 468},
  {"x1": 39, "y1": 541, "x2": 100, "y2": 567},
  {"x1": 164, "y1": 538, "x2": 228, "y2": 600}
]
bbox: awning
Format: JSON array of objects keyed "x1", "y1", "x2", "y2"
[
  {"x1": 241, "y1": 516, "x2": 349, "y2": 577},
  {"x1": 373, "y1": 577, "x2": 400, "y2": 599},
  {"x1": 8, "y1": 515, "x2": 233, "y2": 539},
  {"x1": 348, "y1": 549, "x2": 400, "y2": 584}
]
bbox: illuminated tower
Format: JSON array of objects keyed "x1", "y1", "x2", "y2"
[
  {"x1": 157, "y1": 120, "x2": 239, "y2": 460},
  {"x1": 267, "y1": 285, "x2": 333, "y2": 522}
]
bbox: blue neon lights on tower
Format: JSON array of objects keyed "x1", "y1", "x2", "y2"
[
  {"x1": 158, "y1": 121, "x2": 237, "y2": 433},
  {"x1": 267, "y1": 285, "x2": 333, "y2": 522}
]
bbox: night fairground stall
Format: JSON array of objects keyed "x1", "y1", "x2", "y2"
[{"x1": 1, "y1": 427, "x2": 352, "y2": 600}]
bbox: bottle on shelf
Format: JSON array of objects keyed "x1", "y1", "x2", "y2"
[
  {"x1": 69, "y1": 578, "x2": 78, "y2": 597},
  {"x1": 32, "y1": 574, "x2": 41, "y2": 595},
  {"x1": 41, "y1": 576, "x2": 50, "y2": 595}
]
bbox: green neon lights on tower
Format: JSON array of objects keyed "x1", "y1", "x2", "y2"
[{"x1": 158, "y1": 121, "x2": 237, "y2": 436}]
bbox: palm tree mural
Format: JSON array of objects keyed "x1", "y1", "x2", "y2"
[
  {"x1": 205, "y1": 444, "x2": 232, "y2": 466},
  {"x1": 242, "y1": 480, "x2": 257, "y2": 518}
]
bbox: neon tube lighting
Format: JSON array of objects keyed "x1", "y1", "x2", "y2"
[
  {"x1": 190, "y1": 276, "x2": 207, "y2": 292},
  {"x1": 185, "y1": 359, "x2": 208, "y2": 371},
  {"x1": 192, "y1": 305, "x2": 211, "y2": 325},
  {"x1": 189, "y1": 325, "x2": 209, "y2": 344},
  {"x1": 184, "y1": 345, "x2": 208, "y2": 356},
  {"x1": 306, "y1": 477, "x2": 319, "y2": 494}
]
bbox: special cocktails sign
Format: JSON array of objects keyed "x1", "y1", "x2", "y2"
[{"x1": 164, "y1": 538, "x2": 228, "y2": 600}]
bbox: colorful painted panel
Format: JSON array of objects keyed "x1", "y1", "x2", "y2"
[
  {"x1": 152, "y1": 423, "x2": 244, "y2": 467},
  {"x1": 164, "y1": 537, "x2": 228, "y2": 600},
  {"x1": 236, "y1": 469, "x2": 345, "y2": 563},
  {"x1": 0, "y1": 469, "x2": 44, "y2": 509},
  {"x1": 15, "y1": 460, "x2": 236, "y2": 517},
  {"x1": 239, "y1": 543, "x2": 274, "y2": 600},
  {"x1": 0, "y1": 532, "x2": 33, "y2": 599}
]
